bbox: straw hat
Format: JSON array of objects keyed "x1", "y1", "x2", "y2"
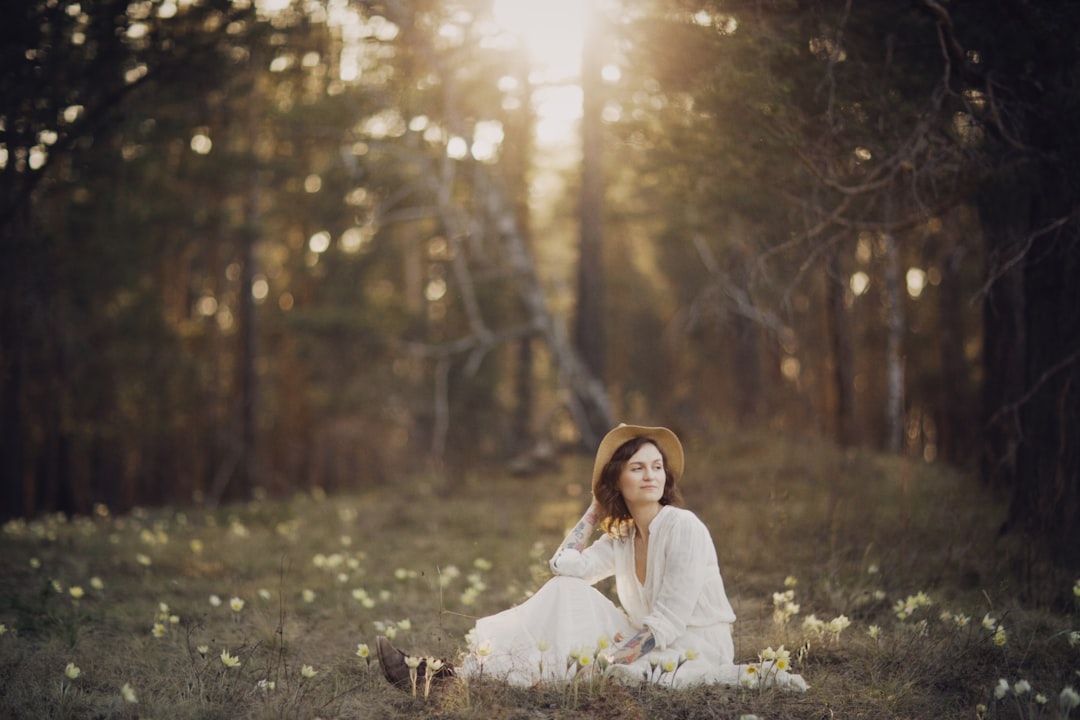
[{"x1": 590, "y1": 424, "x2": 684, "y2": 495}]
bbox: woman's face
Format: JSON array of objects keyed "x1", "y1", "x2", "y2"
[{"x1": 616, "y1": 441, "x2": 666, "y2": 507}]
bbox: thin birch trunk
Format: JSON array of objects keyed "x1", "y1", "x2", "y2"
[{"x1": 882, "y1": 229, "x2": 905, "y2": 453}]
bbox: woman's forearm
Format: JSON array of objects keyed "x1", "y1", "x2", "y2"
[
  {"x1": 560, "y1": 500, "x2": 600, "y2": 552},
  {"x1": 610, "y1": 627, "x2": 655, "y2": 664}
]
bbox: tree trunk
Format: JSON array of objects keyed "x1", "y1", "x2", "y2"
[
  {"x1": 986, "y1": 156, "x2": 1080, "y2": 569},
  {"x1": 0, "y1": 216, "x2": 26, "y2": 519},
  {"x1": 882, "y1": 227, "x2": 905, "y2": 453},
  {"x1": 506, "y1": 55, "x2": 536, "y2": 456},
  {"x1": 211, "y1": 76, "x2": 261, "y2": 505},
  {"x1": 825, "y1": 246, "x2": 856, "y2": 446},
  {"x1": 936, "y1": 235, "x2": 974, "y2": 465},
  {"x1": 977, "y1": 167, "x2": 1031, "y2": 491},
  {"x1": 236, "y1": 177, "x2": 259, "y2": 500},
  {"x1": 1011, "y1": 226, "x2": 1080, "y2": 569},
  {"x1": 728, "y1": 245, "x2": 763, "y2": 424},
  {"x1": 576, "y1": 0, "x2": 605, "y2": 371}
]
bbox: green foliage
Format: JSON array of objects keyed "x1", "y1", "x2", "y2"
[{"x1": 1, "y1": 431, "x2": 1078, "y2": 719}]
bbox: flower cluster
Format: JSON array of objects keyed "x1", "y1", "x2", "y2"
[
  {"x1": 151, "y1": 602, "x2": 180, "y2": 639},
  {"x1": 938, "y1": 610, "x2": 972, "y2": 629},
  {"x1": 772, "y1": 589, "x2": 800, "y2": 626},
  {"x1": 461, "y1": 558, "x2": 492, "y2": 606},
  {"x1": 1063, "y1": 686, "x2": 1080, "y2": 714},
  {"x1": 761, "y1": 645, "x2": 791, "y2": 670},
  {"x1": 893, "y1": 591, "x2": 932, "y2": 620},
  {"x1": 438, "y1": 564, "x2": 461, "y2": 588},
  {"x1": 981, "y1": 613, "x2": 1008, "y2": 647},
  {"x1": 220, "y1": 649, "x2": 241, "y2": 668},
  {"x1": 802, "y1": 613, "x2": 851, "y2": 645},
  {"x1": 351, "y1": 587, "x2": 376, "y2": 607},
  {"x1": 373, "y1": 618, "x2": 412, "y2": 641},
  {"x1": 311, "y1": 548, "x2": 370, "y2": 594},
  {"x1": 738, "y1": 645, "x2": 794, "y2": 691},
  {"x1": 991, "y1": 677, "x2": 1080, "y2": 717}
]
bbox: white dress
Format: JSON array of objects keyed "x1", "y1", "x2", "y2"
[{"x1": 460, "y1": 506, "x2": 806, "y2": 689}]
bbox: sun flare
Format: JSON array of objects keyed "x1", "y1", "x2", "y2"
[
  {"x1": 492, "y1": 0, "x2": 588, "y2": 83},
  {"x1": 492, "y1": 0, "x2": 594, "y2": 147}
]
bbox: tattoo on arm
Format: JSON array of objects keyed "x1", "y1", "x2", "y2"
[
  {"x1": 561, "y1": 510, "x2": 597, "y2": 552},
  {"x1": 614, "y1": 628, "x2": 655, "y2": 664}
]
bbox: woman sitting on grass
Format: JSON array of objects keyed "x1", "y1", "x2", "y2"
[{"x1": 377, "y1": 423, "x2": 807, "y2": 691}]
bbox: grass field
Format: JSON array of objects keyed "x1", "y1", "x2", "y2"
[{"x1": 2, "y1": 429, "x2": 1079, "y2": 719}]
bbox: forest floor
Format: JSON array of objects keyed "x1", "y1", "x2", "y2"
[{"x1": 1, "y1": 429, "x2": 1079, "y2": 719}]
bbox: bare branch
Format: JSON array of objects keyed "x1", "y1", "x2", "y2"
[
  {"x1": 982, "y1": 72, "x2": 1031, "y2": 153},
  {"x1": 776, "y1": 188, "x2": 954, "y2": 235},
  {"x1": 690, "y1": 234, "x2": 796, "y2": 345},
  {"x1": 973, "y1": 215, "x2": 1071, "y2": 301},
  {"x1": 915, "y1": 0, "x2": 967, "y2": 70},
  {"x1": 397, "y1": 323, "x2": 540, "y2": 362},
  {"x1": 986, "y1": 347, "x2": 1080, "y2": 429},
  {"x1": 914, "y1": 0, "x2": 1030, "y2": 153}
]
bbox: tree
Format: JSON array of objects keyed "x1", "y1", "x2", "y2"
[
  {"x1": 919, "y1": 0, "x2": 1080, "y2": 568},
  {"x1": 575, "y1": 0, "x2": 607, "y2": 411}
]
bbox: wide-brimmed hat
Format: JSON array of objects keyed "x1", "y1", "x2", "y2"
[{"x1": 591, "y1": 424, "x2": 684, "y2": 495}]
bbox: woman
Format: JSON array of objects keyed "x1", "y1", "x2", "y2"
[{"x1": 377, "y1": 424, "x2": 806, "y2": 690}]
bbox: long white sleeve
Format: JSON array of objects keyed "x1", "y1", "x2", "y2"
[{"x1": 549, "y1": 532, "x2": 616, "y2": 585}]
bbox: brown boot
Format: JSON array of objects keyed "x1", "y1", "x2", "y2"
[
  {"x1": 376, "y1": 636, "x2": 413, "y2": 689},
  {"x1": 376, "y1": 636, "x2": 455, "y2": 691}
]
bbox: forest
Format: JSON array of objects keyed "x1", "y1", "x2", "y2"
[{"x1": 2, "y1": 0, "x2": 1079, "y2": 573}]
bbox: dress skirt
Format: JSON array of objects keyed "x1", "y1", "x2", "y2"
[{"x1": 459, "y1": 576, "x2": 743, "y2": 688}]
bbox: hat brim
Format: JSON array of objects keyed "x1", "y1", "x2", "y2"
[{"x1": 591, "y1": 424, "x2": 684, "y2": 496}]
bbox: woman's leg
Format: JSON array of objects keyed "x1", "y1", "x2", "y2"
[{"x1": 461, "y1": 576, "x2": 634, "y2": 686}]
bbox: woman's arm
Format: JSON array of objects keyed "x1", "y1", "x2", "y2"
[
  {"x1": 549, "y1": 499, "x2": 616, "y2": 584},
  {"x1": 608, "y1": 627, "x2": 656, "y2": 664},
  {"x1": 559, "y1": 498, "x2": 601, "y2": 552}
]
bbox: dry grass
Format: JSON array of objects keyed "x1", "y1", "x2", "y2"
[{"x1": 1, "y1": 429, "x2": 1078, "y2": 719}]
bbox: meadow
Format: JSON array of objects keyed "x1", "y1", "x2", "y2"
[{"x1": 1, "y1": 429, "x2": 1078, "y2": 719}]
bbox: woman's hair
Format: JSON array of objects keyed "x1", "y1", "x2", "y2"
[{"x1": 594, "y1": 436, "x2": 683, "y2": 537}]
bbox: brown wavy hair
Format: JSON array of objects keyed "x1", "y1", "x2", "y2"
[{"x1": 594, "y1": 436, "x2": 683, "y2": 537}]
